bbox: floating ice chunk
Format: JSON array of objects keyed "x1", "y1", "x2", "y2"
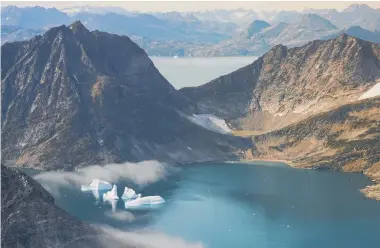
[
  {"x1": 125, "y1": 196, "x2": 165, "y2": 208},
  {"x1": 81, "y1": 179, "x2": 112, "y2": 191},
  {"x1": 121, "y1": 187, "x2": 141, "y2": 200},
  {"x1": 103, "y1": 185, "x2": 119, "y2": 200}
]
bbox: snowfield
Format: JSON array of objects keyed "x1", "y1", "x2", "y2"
[
  {"x1": 187, "y1": 114, "x2": 232, "y2": 134},
  {"x1": 359, "y1": 82, "x2": 380, "y2": 100}
]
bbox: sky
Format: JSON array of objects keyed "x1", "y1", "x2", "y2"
[{"x1": 3, "y1": 1, "x2": 380, "y2": 12}]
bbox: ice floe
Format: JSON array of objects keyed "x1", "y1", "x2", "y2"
[{"x1": 125, "y1": 196, "x2": 165, "y2": 208}]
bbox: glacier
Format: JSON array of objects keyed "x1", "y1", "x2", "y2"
[{"x1": 81, "y1": 179, "x2": 112, "y2": 191}]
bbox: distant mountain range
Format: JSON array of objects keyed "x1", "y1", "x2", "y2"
[{"x1": 1, "y1": 4, "x2": 380, "y2": 56}]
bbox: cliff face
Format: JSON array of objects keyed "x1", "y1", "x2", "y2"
[
  {"x1": 181, "y1": 34, "x2": 380, "y2": 133},
  {"x1": 1, "y1": 165, "x2": 129, "y2": 247},
  {"x1": 1, "y1": 21, "x2": 248, "y2": 170}
]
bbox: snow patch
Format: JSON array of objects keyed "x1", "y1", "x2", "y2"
[
  {"x1": 359, "y1": 82, "x2": 380, "y2": 100},
  {"x1": 187, "y1": 114, "x2": 232, "y2": 134}
]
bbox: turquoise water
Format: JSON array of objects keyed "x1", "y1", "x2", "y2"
[{"x1": 31, "y1": 162, "x2": 380, "y2": 248}]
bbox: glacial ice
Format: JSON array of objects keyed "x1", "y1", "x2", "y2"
[
  {"x1": 81, "y1": 179, "x2": 112, "y2": 191},
  {"x1": 121, "y1": 187, "x2": 141, "y2": 200},
  {"x1": 103, "y1": 185, "x2": 119, "y2": 200},
  {"x1": 124, "y1": 195, "x2": 165, "y2": 208}
]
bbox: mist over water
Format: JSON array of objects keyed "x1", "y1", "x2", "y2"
[
  {"x1": 27, "y1": 162, "x2": 380, "y2": 248},
  {"x1": 151, "y1": 57, "x2": 258, "y2": 89}
]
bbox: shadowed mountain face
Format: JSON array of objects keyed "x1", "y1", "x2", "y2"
[
  {"x1": 1, "y1": 165, "x2": 130, "y2": 247},
  {"x1": 1, "y1": 21, "x2": 248, "y2": 170},
  {"x1": 181, "y1": 34, "x2": 380, "y2": 132}
]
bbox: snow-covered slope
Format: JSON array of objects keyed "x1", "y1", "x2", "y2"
[
  {"x1": 187, "y1": 114, "x2": 232, "y2": 134},
  {"x1": 359, "y1": 82, "x2": 380, "y2": 100}
]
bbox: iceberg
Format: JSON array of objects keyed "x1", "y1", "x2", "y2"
[
  {"x1": 81, "y1": 179, "x2": 112, "y2": 191},
  {"x1": 103, "y1": 185, "x2": 119, "y2": 200},
  {"x1": 121, "y1": 187, "x2": 141, "y2": 200},
  {"x1": 124, "y1": 195, "x2": 165, "y2": 208}
]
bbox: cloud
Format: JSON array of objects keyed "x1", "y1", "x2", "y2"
[
  {"x1": 98, "y1": 225, "x2": 205, "y2": 248},
  {"x1": 34, "y1": 160, "x2": 168, "y2": 197},
  {"x1": 105, "y1": 211, "x2": 136, "y2": 222}
]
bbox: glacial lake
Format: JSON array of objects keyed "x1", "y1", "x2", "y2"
[
  {"x1": 150, "y1": 56, "x2": 258, "y2": 89},
  {"x1": 28, "y1": 162, "x2": 380, "y2": 248}
]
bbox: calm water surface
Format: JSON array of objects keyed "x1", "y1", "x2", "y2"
[
  {"x1": 150, "y1": 56, "x2": 258, "y2": 89},
  {"x1": 30, "y1": 162, "x2": 380, "y2": 248}
]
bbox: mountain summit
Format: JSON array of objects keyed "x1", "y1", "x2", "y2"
[{"x1": 1, "y1": 22, "x2": 247, "y2": 169}]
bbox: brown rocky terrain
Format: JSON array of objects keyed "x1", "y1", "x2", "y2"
[{"x1": 181, "y1": 34, "x2": 380, "y2": 133}]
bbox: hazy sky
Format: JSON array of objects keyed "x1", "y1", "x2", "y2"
[{"x1": 3, "y1": 1, "x2": 380, "y2": 12}]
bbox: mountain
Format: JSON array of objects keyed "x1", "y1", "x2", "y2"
[
  {"x1": 0, "y1": 6, "x2": 231, "y2": 44},
  {"x1": 322, "y1": 26, "x2": 380, "y2": 44},
  {"x1": 1, "y1": 5, "x2": 70, "y2": 29},
  {"x1": 1, "y1": 165, "x2": 128, "y2": 247},
  {"x1": 187, "y1": 14, "x2": 338, "y2": 57},
  {"x1": 305, "y1": 4, "x2": 380, "y2": 31},
  {"x1": 268, "y1": 14, "x2": 337, "y2": 47},
  {"x1": 1, "y1": 21, "x2": 248, "y2": 170},
  {"x1": 246, "y1": 20, "x2": 271, "y2": 38},
  {"x1": 181, "y1": 34, "x2": 380, "y2": 132},
  {"x1": 1, "y1": 25, "x2": 43, "y2": 44}
]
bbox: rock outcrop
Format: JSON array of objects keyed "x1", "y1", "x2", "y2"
[{"x1": 1, "y1": 21, "x2": 248, "y2": 170}]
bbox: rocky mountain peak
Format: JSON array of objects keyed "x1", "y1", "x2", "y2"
[
  {"x1": 181, "y1": 35, "x2": 380, "y2": 132},
  {"x1": 68, "y1": 20, "x2": 90, "y2": 34},
  {"x1": 1, "y1": 22, "x2": 247, "y2": 169}
]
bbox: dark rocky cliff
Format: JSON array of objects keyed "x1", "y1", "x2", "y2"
[
  {"x1": 1, "y1": 21, "x2": 248, "y2": 170},
  {"x1": 1, "y1": 165, "x2": 131, "y2": 247}
]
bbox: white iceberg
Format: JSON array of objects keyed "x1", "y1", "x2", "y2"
[
  {"x1": 81, "y1": 179, "x2": 112, "y2": 191},
  {"x1": 121, "y1": 187, "x2": 141, "y2": 200},
  {"x1": 125, "y1": 195, "x2": 165, "y2": 208},
  {"x1": 103, "y1": 185, "x2": 119, "y2": 200}
]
